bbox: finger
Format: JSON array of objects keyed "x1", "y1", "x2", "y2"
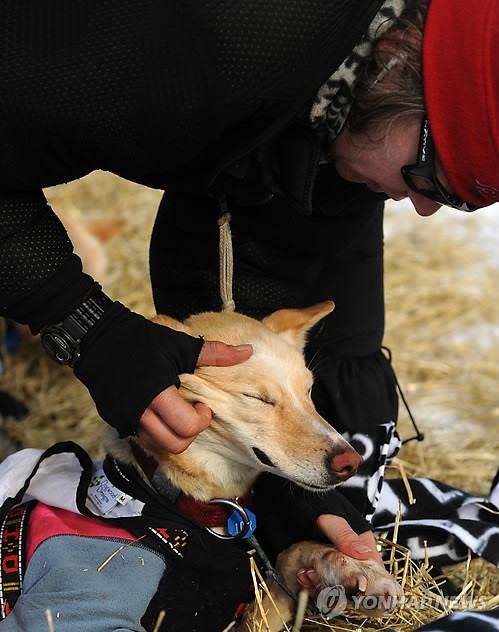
[
  {"x1": 316, "y1": 514, "x2": 383, "y2": 566},
  {"x1": 197, "y1": 340, "x2": 253, "y2": 367},
  {"x1": 149, "y1": 386, "x2": 212, "y2": 437},
  {"x1": 355, "y1": 531, "x2": 383, "y2": 565},
  {"x1": 138, "y1": 387, "x2": 212, "y2": 451},
  {"x1": 139, "y1": 400, "x2": 212, "y2": 453},
  {"x1": 137, "y1": 411, "x2": 196, "y2": 454}
]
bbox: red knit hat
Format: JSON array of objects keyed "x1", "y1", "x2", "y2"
[{"x1": 423, "y1": 0, "x2": 499, "y2": 208}]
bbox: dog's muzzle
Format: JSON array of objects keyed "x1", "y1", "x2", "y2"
[{"x1": 328, "y1": 448, "x2": 363, "y2": 482}]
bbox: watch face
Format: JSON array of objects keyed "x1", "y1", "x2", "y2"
[
  {"x1": 39, "y1": 292, "x2": 111, "y2": 367},
  {"x1": 41, "y1": 329, "x2": 76, "y2": 365}
]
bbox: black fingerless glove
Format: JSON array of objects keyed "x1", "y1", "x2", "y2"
[
  {"x1": 298, "y1": 486, "x2": 372, "y2": 534},
  {"x1": 74, "y1": 302, "x2": 204, "y2": 437}
]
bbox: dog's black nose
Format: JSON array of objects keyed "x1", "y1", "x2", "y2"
[{"x1": 328, "y1": 448, "x2": 363, "y2": 482}]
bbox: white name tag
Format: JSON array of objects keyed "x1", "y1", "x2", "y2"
[{"x1": 87, "y1": 464, "x2": 132, "y2": 515}]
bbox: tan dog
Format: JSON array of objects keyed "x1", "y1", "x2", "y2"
[
  {"x1": 56, "y1": 212, "x2": 127, "y2": 282},
  {"x1": 108, "y1": 302, "x2": 403, "y2": 630}
]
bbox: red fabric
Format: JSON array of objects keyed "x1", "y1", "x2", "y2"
[
  {"x1": 129, "y1": 439, "x2": 159, "y2": 480},
  {"x1": 175, "y1": 494, "x2": 234, "y2": 528},
  {"x1": 423, "y1": 0, "x2": 499, "y2": 207},
  {"x1": 26, "y1": 502, "x2": 135, "y2": 563}
]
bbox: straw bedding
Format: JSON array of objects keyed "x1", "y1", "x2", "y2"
[{"x1": 1, "y1": 172, "x2": 498, "y2": 630}]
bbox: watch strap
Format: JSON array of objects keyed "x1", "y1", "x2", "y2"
[
  {"x1": 62, "y1": 291, "x2": 113, "y2": 341},
  {"x1": 41, "y1": 291, "x2": 113, "y2": 367}
]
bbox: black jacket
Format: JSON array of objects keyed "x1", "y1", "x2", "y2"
[
  {"x1": 0, "y1": 0, "x2": 398, "y2": 554},
  {"x1": 0, "y1": 0, "x2": 390, "y2": 435}
]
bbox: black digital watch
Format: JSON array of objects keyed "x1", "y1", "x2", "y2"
[{"x1": 40, "y1": 291, "x2": 113, "y2": 367}]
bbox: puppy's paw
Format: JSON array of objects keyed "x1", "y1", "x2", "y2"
[{"x1": 314, "y1": 550, "x2": 403, "y2": 617}]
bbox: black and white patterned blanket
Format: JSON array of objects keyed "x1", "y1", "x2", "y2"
[
  {"x1": 373, "y1": 474, "x2": 499, "y2": 629},
  {"x1": 342, "y1": 421, "x2": 499, "y2": 631},
  {"x1": 374, "y1": 475, "x2": 499, "y2": 568}
]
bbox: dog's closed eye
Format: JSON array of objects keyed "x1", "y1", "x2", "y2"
[{"x1": 242, "y1": 393, "x2": 275, "y2": 406}]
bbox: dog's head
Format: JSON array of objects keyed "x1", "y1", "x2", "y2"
[{"x1": 150, "y1": 302, "x2": 362, "y2": 495}]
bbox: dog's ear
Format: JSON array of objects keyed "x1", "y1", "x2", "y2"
[
  {"x1": 262, "y1": 301, "x2": 334, "y2": 350},
  {"x1": 80, "y1": 217, "x2": 127, "y2": 242},
  {"x1": 153, "y1": 314, "x2": 192, "y2": 335}
]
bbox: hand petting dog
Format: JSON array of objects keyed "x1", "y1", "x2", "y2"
[{"x1": 137, "y1": 340, "x2": 253, "y2": 454}]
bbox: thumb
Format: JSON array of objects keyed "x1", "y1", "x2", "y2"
[
  {"x1": 316, "y1": 514, "x2": 383, "y2": 566},
  {"x1": 197, "y1": 340, "x2": 253, "y2": 367}
]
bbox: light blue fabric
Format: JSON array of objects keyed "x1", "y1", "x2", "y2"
[{"x1": 0, "y1": 535, "x2": 167, "y2": 632}]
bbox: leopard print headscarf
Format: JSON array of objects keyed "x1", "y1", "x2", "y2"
[{"x1": 309, "y1": 0, "x2": 406, "y2": 140}]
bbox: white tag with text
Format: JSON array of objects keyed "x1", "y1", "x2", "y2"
[{"x1": 87, "y1": 464, "x2": 132, "y2": 515}]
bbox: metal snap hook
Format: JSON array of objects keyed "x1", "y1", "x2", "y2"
[{"x1": 204, "y1": 498, "x2": 251, "y2": 540}]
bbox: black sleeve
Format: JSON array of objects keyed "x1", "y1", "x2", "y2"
[
  {"x1": 414, "y1": 611, "x2": 499, "y2": 632},
  {"x1": 0, "y1": 187, "x2": 204, "y2": 436},
  {"x1": 0, "y1": 187, "x2": 94, "y2": 331}
]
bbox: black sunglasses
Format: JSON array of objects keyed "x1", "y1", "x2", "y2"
[{"x1": 401, "y1": 117, "x2": 479, "y2": 212}]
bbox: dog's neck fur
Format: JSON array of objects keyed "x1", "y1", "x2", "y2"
[
  {"x1": 156, "y1": 449, "x2": 259, "y2": 502},
  {"x1": 109, "y1": 429, "x2": 261, "y2": 504}
]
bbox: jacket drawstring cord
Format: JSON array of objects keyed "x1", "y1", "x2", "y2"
[{"x1": 217, "y1": 195, "x2": 236, "y2": 312}]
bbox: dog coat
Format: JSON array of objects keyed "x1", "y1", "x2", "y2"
[{"x1": 0, "y1": 442, "x2": 254, "y2": 632}]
